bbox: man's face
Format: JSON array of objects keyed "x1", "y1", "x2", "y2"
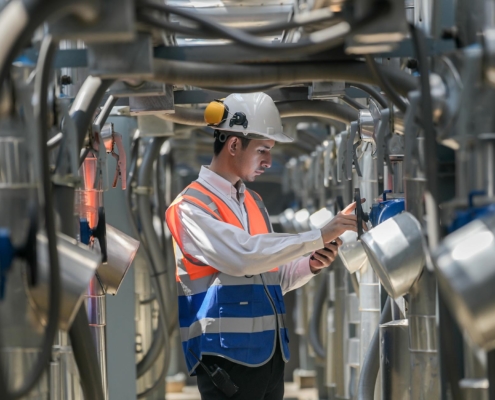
[{"x1": 234, "y1": 138, "x2": 275, "y2": 182}]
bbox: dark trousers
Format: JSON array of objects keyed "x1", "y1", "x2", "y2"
[{"x1": 196, "y1": 341, "x2": 285, "y2": 400}]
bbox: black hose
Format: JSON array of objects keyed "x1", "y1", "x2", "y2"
[
  {"x1": 152, "y1": 59, "x2": 418, "y2": 97},
  {"x1": 409, "y1": 24, "x2": 439, "y2": 218},
  {"x1": 364, "y1": 55, "x2": 409, "y2": 114},
  {"x1": 357, "y1": 297, "x2": 392, "y2": 400},
  {"x1": 10, "y1": 35, "x2": 61, "y2": 400},
  {"x1": 69, "y1": 77, "x2": 115, "y2": 152},
  {"x1": 340, "y1": 95, "x2": 366, "y2": 110},
  {"x1": 309, "y1": 273, "x2": 329, "y2": 358},
  {"x1": 69, "y1": 306, "x2": 105, "y2": 400},
  {"x1": 487, "y1": 349, "x2": 495, "y2": 400},
  {"x1": 125, "y1": 136, "x2": 168, "y2": 379},
  {"x1": 0, "y1": 0, "x2": 97, "y2": 91},
  {"x1": 348, "y1": 83, "x2": 388, "y2": 108}
]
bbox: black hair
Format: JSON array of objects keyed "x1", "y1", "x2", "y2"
[{"x1": 213, "y1": 131, "x2": 251, "y2": 156}]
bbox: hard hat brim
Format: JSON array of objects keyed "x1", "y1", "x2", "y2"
[{"x1": 214, "y1": 129, "x2": 294, "y2": 143}]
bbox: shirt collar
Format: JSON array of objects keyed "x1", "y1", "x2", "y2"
[{"x1": 199, "y1": 166, "x2": 246, "y2": 199}]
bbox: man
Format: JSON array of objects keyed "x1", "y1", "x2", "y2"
[{"x1": 165, "y1": 92, "x2": 361, "y2": 400}]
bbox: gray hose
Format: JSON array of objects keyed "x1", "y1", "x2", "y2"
[
  {"x1": 340, "y1": 95, "x2": 366, "y2": 110},
  {"x1": 152, "y1": 59, "x2": 418, "y2": 97},
  {"x1": 126, "y1": 137, "x2": 169, "y2": 379},
  {"x1": 136, "y1": 138, "x2": 173, "y2": 386},
  {"x1": 159, "y1": 100, "x2": 359, "y2": 127},
  {"x1": 69, "y1": 306, "x2": 105, "y2": 400},
  {"x1": 348, "y1": 83, "x2": 388, "y2": 108},
  {"x1": 309, "y1": 273, "x2": 328, "y2": 358},
  {"x1": 69, "y1": 77, "x2": 114, "y2": 151},
  {"x1": 277, "y1": 100, "x2": 358, "y2": 124},
  {"x1": 357, "y1": 297, "x2": 392, "y2": 400}
]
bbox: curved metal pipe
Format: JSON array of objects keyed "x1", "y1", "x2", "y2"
[
  {"x1": 309, "y1": 273, "x2": 329, "y2": 358},
  {"x1": 277, "y1": 100, "x2": 358, "y2": 124},
  {"x1": 69, "y1": 77, "x2": 114, "y2": 151},
  {"x1": 159, "y1": 100, "x2": 359, "y2": 127},
  {"x1": 348, "y1": 83, "x2": 388, "y2": 108},
  {"x1": 357, "y1": 297, "x2": 392, "y2": 400},
  {"x1": 152, "y1": 59, "x2": 418, "y2": 97}
]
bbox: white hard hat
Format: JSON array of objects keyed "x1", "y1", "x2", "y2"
[{"x1": 204, "y1": 92, "x2": 293, "y2": 143}]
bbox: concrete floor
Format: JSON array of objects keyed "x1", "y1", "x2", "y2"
[{"x1": 166, "y1": 382, "x2": 318, "y2": 400}]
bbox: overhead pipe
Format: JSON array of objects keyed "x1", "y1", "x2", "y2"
[
  {"x1": 158, "y1": 100, "x2": 359, "y2": 127},
  {"x1": 152, "y1": 59, "x2": 418, "y2": 97}
]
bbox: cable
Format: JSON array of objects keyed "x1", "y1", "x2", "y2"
[
  {"x1": 152, "y1": 59, "x2": 418, "y2": 97},
  {"x1": 137, "y1": 0, "x2": 389, "y2": 56},
  {"x1": 357, "y1": 297, "x2": 392, "y2": 400},
  {"x1": 348, "y1": 83, "x2": 388, "y2": 108},
  {"x1": 9, "y1": 35, "x2": 61, "y2": 400},
  {"x1": 364, "y1": 55, "x2": 408, "y2": 114},
  {"x1": 309, "y1": 272, "x2": 329, "y2": 358},
  {"x1": 340, "y1": 95, "x2": 366, "y2": 110},
  {"x1": 69, "y1": 306, "x2": 105, "y2": 400}
]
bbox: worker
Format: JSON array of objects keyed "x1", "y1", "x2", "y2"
[{"x1": 165, "y1": 92, "x2": 361, "y2": 400}]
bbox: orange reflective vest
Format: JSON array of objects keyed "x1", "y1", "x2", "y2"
[{"x1": 165, "y1": 181, "x2": 290, "y2": 375}]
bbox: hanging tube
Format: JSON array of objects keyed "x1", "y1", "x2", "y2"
[
  {"x1": 152, "y1": 59, "x2": 418, "y2": 97},
  {"x1": 357, "y1": 297, "x2": 392, "y2": 400}
]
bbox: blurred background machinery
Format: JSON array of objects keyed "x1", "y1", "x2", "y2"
[{"x1": 1, "y1": 0, "x2": 495, "y2": 399}]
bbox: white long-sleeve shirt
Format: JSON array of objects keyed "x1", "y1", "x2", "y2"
[{"x1": 175, "y1": 166, "x2": 324, "y2": 294}]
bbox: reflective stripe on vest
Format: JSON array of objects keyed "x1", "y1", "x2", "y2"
[{"x1": 165, "y1": 180, "x2": 290, "y2": 374}]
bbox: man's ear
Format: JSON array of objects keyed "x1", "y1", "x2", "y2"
[{"x1": 227, "y1": 136, "x2": 239, "y2": 156}]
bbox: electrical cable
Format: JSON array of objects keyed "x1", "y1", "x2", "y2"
[
  {"x1": 309, "y1": 272, "x2": 329, "y2": 358},
  {"x1": 357, "y1": 297, "x2": 392, "y2": 400},
  {"x1": 0, "y1": 0, "x2": 98, "y2": 90},
  {"x1": 340, "y1": 95, "x2": 366, "y2": 110},
  {"x1": 364, "y1": 55, "x2": 409, "y2": 114},
  {"x1": 69, "y1": 306, "x2": 105, "y2": 400},
  {"x1": 137, "y1": 0, "x2": 390, "y2": 56},
  {"x1": 9, "y1": 35, "x2": 61, "y2": 400},
  {"x1": 348, "y1": 83, "x2": 388, "y2": 108},
  {"x1": 152, "y1": 59, "x2": 418, "y2": 97}
]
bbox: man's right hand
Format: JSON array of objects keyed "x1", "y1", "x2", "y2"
[{"x1": 320, "y1": 199, "x2": 366, "y2": 243}]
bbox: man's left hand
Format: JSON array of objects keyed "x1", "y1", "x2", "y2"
[{"x1": 309, "y1": 237, "x2": 342, "y2": 274}]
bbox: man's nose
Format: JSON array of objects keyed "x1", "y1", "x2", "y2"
[{"x1": 261, "y1": 153, "x2": 272, "y2": 169}]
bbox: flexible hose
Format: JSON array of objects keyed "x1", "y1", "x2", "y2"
[
  {"x1": 309, "y1": 273, "x2": 329, "y2": 358},
  {"x1": 152, "y1": 59, "x2": 418, "y2": 97},
  {"x1": 69, "y1": 77, "x2": 114, "y2": 152},
  {"x1": 0, "y1": 0, "x2": 97, "y2": 90},
  {"x1": 364, "y1": 55, "x2": 408, "y2": 114},
  {"x1": 136, "y1": 138, "x2": 174, "y2": 391},
  {"x1": 10, "y1": 35, "x2": 61, "y2": 400},
  {"x1": 340, "y1": 95, "x2": 366, "y2": 110},
  {"x1": 357, "y1": 297, "x2": 392, "y2": 400},
  {"x1": 126, "y1": 136, "x2": 169, "y2": 379},
  {"x1": 348, "y1": 83, "x2": 388, "y2": 108},
  {"x1": 69, "y1": 306, "x2": 105, "y2": 400}
]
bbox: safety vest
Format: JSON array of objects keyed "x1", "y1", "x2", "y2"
[{"x1": 165, "y1": 181, "x2": 290, "y2": 375}]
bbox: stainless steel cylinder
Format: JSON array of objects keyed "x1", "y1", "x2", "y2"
[{"x1": 380, "y1": 319, "x2": 411, "y2": 400}]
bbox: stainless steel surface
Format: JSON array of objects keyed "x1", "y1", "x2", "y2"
[
  {"x1": 384, "y1": 158, "x2": 404, "y2": 194},
  {"x1": 361, "y1": 212, "x2": 425, "y2": 299},
  {"x1": 339, "y1": 239, "x2": 368, "y2": 274},
  {"x1": 380, "y1": 319, "x2": 410, "y2": 400},
  {"x1": 359, "y1": 262, "x2": 380, "y2": 368},
  {"x1": 96, "y1": 224, "x2": 139, "y2": 295},
  {"x1": 333, "y1": 258, "x2": 349, "y2": 399},
  {"x1": 459, "y1": 379, "x2": 489, "y2": 400},
  {"x1": 29, "y1": 232, "x2": 101, "y2": 330},
  {"x1": 433, "y1": 213, "x2": 495, "y2": 350},
  {"x1": 359, "y1": 109, "x2": 374, "y2": 143}
]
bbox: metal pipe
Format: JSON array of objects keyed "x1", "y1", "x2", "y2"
[
  {"x1": 357, "y1": 298, "x2": 392, "y2": 400},
  {"x1": 152, "y1": 59, "x2": 418, "y2": 97},
  {"x1": 309, "y1": 270, "x2": 329, "y2": 358},
  {"x1": 159, "y1": 100, "x2": 359, "y2": 127}
]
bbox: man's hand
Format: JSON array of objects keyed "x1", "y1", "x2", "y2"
[
  {"x1": 319, "y1": 199, "x2": 366, "y2": 243},
  {"x1": 309, "y1": 237, "x2": 343, "y2": 273}
]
